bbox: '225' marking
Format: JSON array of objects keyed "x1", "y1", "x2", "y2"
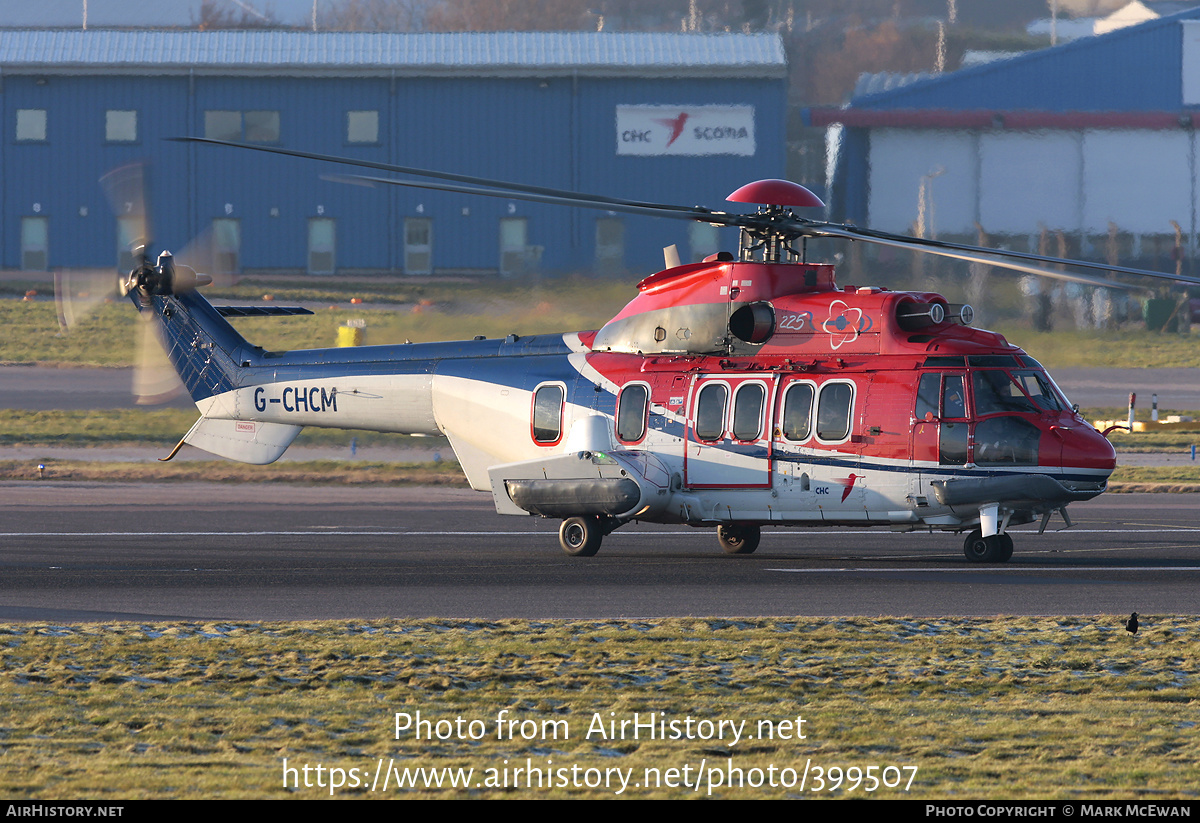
[{"x1": 778, "y1": 311, "x2": 813, "y2": 331}]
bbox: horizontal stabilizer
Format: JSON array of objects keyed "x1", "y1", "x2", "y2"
[
  {"x1": 214, "y1": 306, "x2": 314, "y2": 317},
  {"x1": 183, "y1": 417, "x2": 302, "y2": 464}
]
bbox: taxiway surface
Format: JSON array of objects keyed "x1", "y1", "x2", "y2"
[{"x1": 2, "y1": 484, "x2": 1197, "y2": 621}]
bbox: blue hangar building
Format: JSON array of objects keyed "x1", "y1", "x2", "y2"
[
  {"x1": 810, "y1": 6, "x2": 1200, "y2": 255},
  {"x1": 0, "y1": 30, "x2": 787, "y2": 277}
]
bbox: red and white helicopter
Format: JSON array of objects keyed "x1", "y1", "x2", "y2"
[{"x1": 113, "y1": 138, "x2": 1187, "y2": 562}]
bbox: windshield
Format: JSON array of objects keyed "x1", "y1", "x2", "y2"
[
  {"x1": 972, "y1": 370, "x2": 1039, "y2": 415},
  {"x1": 971, "y1": 369, "x2": 1065, "y2": 415},
  {"x1": 1011, "y1": 370, "x2": 1062, "y2": 411}
]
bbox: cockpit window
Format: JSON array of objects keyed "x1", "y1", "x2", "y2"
[
  {"x1": 942, "y1": 375, "x2": 966, "y2": 419},
  {"x1": 1011, "y1": 370, "x2": 1061, "y2": 411},
  {"x1": 972, "y1": 370, "x2": 1039, "y2": 415}
]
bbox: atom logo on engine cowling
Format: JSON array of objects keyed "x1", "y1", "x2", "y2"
[{"x1": 822, "y1": 300, "x2": 872, "y2": 349}]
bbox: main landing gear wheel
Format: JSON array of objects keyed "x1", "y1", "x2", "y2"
[
  {"x1": 963, "y1": 530, "x2": 1013, "y2": 563},
  {"x1": 559, "y1": 516, "x2": 603, "y2": 557},
  {"x1": 717, "y1": 524, "x2": 761, "y2": 555}
]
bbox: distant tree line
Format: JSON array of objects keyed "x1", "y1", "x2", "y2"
[{"x1": 195, "y1": 0, "x2": 1063, "y2": 107}]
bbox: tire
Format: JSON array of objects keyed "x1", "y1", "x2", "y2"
[
  {"x1": 717, "y1": 524, "x2": 761, "y2": 555},
  {"x1": 963, "y1": 530, "x2": 1009, "y2": 563},
  {"x1": 559, "y1": 516, "x2": 602, "y2": 557},
  {"x1": 997, "y1": 533, "x2": 1014, "y2": 562}
]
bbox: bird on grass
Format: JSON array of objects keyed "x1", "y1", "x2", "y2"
[{"x1": 1125, "y1": 613, "x2": 1139, "y2": 634}]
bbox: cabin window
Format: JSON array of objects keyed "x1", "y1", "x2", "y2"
[
  {"x1": 732, "y1": 383, "x2": 765, "y2": 441},
  {"x1": 616, "y1": 384, "x2": 649, "y2": 443},
  {"x1": 695, "y1": 383, "x2": 728, "y2": 441},
  {"x1": 816, "y1": 382, "x2": 853, "y2": 441},
  {"x1": 781, "y1": 383, "x2": 814, "y2": 441},
  {"x1": 532, "y1": 384, "x2": 564, "y2": 444}
]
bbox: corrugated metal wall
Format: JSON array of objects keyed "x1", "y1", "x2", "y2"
[
  {"x1": 853, "y1": 13, "x2": 1187, "y2": 113},
  {"x1": 1, "y1": 70, "x2": 785, "y2": 274}
]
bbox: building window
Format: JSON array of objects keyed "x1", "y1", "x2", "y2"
[
  {"x1": 499, "y1": 217, "x2": 528, "y2": 276},
  {"x1": 244, "y1": 110, "x2": 280, "y2": 143},
  {"x1": 106, "y1": 110, "x2": 137, "y2": 142},
  {"x1": 212, "y1": 218, "x2": 241, "y2": 275},
  {"x1": 689, "y1": 221, "x2": 719, "y2": 262},
  {"x1": 404, "y1": 218, "x2": 433, "y2": 275},
  {"x1": 204, "y1": 110, "x2": 280, "y2": 143},
  {"x1": 308, "y1": 218, "x2": 335, "y2": 275},
  {"x1": 21, "y1": 217, "x2": 48, "y2": 270},
  {"x1": 117, "y1": 216, "x2": 144, "y2": 272},
  {"x1": 16, "y1": 109, "x2": 46, "y2": 142},
  {"x1": 347, "y1": 110, "x2": 379, "y2": 144},
  {"x1": 204, "y1": 110, "x2": 242, "y2": 141}
]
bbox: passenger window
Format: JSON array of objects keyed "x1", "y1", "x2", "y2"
[
  {"x1": 782, "y1": 383, "x2": 814, "y2": 441},
  {"x1": 816, "y1": 382, "x2": 853, "y2": 441},
  {"x1": 732, "y1": 383, "x2": 765, "y2": 441},
  {"x1": 616, "y1": 384, "x2": 649, "y2": 443},
  {"x1": 695, "y1": 383, "x2": 728, "y2": 441},
  {"x1": 532, "y1": 385, "x2": 564, "y2": 443}
]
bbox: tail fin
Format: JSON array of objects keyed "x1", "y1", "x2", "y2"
[
  {"x1": 135, "y1": 286, "x2": 303, "y2": 464},
  {"x1": 136, "y1": 288, "x2": 253, "y2": 404}
]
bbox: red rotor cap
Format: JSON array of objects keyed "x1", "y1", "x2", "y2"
[{"x1": 727, "y1": 179, "x2": 824, "y2": 208}]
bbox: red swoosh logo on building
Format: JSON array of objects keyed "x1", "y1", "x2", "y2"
[{"x1": 654, "y1": 112, "x2": 689, "y2": 147}]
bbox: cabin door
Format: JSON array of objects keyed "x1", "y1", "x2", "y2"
[
  {"x1": 684, "y1": 374, "x2": 774, "y2": 488},
  {"x1": 911, "y1": 371, "x2": 970, "y2": 468}
]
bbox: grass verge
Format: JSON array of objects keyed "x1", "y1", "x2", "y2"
[
  {"x1": 1, "y1": 617, "x2": 1195, "y2": 799},
  {"x1": 0, "y1": 279, "x2": 633, "y2": 368},
  {"x1": 0, "y1": 409, "x2": 446, "y2": 449},
  {"x1": 0, "y1": 459, "x2": 466, "y2": 486}
]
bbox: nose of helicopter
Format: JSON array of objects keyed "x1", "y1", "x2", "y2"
[{"x1": 1053, "y1": 422, "x2": 1117, "y2": 472}]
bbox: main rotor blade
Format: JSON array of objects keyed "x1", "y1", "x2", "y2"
[
  {"x1": 322, "y1": 173, "x2": 743, "y2": 226},
  {"x1": 808, "y1": 223, "x2": 1140, "y2": 290},
  {"x1": 807, "y1": 221, "x2": 1199, "y2": 288},
  {"x1": 174, "y1": 136, "x2": 710, "y2": 217}
]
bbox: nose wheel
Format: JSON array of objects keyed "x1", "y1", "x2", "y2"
[
  {"x1": 963, "y1": 530, "x2": 1013, "y2": 563},
  {"x1": 559, "y1": 516, "x2": 607, "y2": 557}
]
